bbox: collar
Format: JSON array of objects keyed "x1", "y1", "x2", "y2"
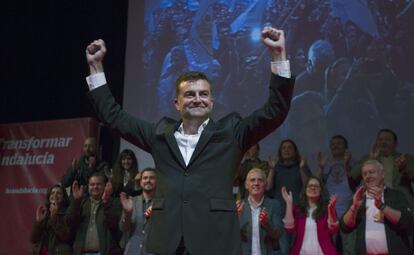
[
  {"x1": 177, "y1": 118, "x2": 210, "y2": 135},
  {"x1": 90, "y1": 197, "x2": 101, "y2": 204},
  {"x1": 143, "y1": 198, "x2": 152, "y2": 204},
  {"x1": 248, "y1": 196, "x2": 264, "y2": 209},
  {"x1": 142, "y1": 193, "x2": 153, "y2": 202}
]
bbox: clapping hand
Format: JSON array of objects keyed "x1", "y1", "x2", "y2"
[
  {"x1": 367, "y1": 186, "x2": 383, "y2": 209},
  {"x1": 35, "y1": 205, "x2": 47, "y2": 223},
  {"x1": 71, "y1": 180, "x2": 84, "y2": 200},
  {"x1": 268, "y1": 155, "x2": 276, "y2": 169},
  {"x1": 317, "y1": 152, "x2": 326, "y2": 170},
  {"x1": 49, "y1": 201, "x2": 59, "y2": 221},
  {"x1": 352, "y1": 186, "x2": 366, "y2": 211},
  {"x1": 300, "y1": 157, "x2": 307, "y2": 170},
  {"x1": 144, "y1": 206, "x2": 153, "y2": 219},
  {"x1": 236, "y1": 200, "x2": 245, "y2": 217},
  {"x1": 259, "y1": 208, "x2": 268, "y2": 226},
  {"x1": 328, "y1": 194, "x2": 338, "y2": 219},
  {"x1": 120, "y1": 192, "x2": 133, "y2": 215},
  {"x1": 395, "y1": 154, "x2": 407, "y2": 172},
  {"x1": 102, "y1": 181, "x2": 113, "y2": 203},
  {"x1": 281, "y1": 186, "x2": 293, "y2": 206}
]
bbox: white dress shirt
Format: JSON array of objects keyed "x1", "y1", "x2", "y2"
[
  {"x1": 365, "y1": 192, "x2": 388, "y2": 254},
  {"x1": 174, "y1": 120, "x2": 209, "y2": 166},
  {"x1": 248, "y1": 196, "x2": 264, "y2": 255},
  {"x1": 300, "y1": 207, "x2": 324, "y2": 255}
]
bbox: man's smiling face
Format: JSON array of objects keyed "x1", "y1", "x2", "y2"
[{"x1": 174, "y1": 79, "x2": 214, "y2": 120}]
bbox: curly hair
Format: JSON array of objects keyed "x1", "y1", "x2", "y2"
[{"x1": 45, "y1": 184, "x2": 70, "y2": 210}]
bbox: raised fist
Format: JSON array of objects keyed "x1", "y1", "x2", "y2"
[{"x1": 261, "y1": 27, "x2": 286, "y2": 60}]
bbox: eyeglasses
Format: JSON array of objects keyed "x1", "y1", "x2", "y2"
[{"x1": 306, "y1": 184, "x2": 321, "y2": 189}]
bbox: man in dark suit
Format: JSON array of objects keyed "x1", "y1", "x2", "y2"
[
  {"x1": 84, "y1": 26, "x2": 294, "y2": 255},
  {"x1": 239, "y1": 168, "x2": 287, "y2": 255}
]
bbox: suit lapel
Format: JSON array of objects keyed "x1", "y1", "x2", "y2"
[
  {"x1": 240, "y1": 198, "x2": 253, "y2": 242},
  {"x1": 259, "y1": 199, "x2": 267, "y2": 244},
  {"x1": 163, "y1": 119, "x2": 217, "y2": 169},
  {"x1": 162, "y1": 120, "x2": 187, "y2": 169},
  {"x1": 135, "y1": 195, "x2": 144, "y2": 223},
  {"x1": 187, "y1": 120, "x2": 216, "y2": 167},
  {"x1": 165, "y1": 133, "x2": 187, "y2": 169}
]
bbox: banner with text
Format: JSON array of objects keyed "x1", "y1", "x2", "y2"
[{"x1": 0, "y1": 118, "x2": 98, "y2": 255}]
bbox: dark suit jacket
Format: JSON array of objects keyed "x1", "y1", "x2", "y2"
[
  {"x1": 66, "y1": 198, "x2": 123, "y2": 255},
  {"x1": 89, "y1": 73, "x2": 294, "y2": 255},
  {"x1": 29, "y1": 210, "x2": 74, "y2": 255},
  {"x1": 340, "y1": 187, "x2": 414, "y2": 255},
  {"x1": 239, "y1": 197, "x2": 285, "y2": 255}
]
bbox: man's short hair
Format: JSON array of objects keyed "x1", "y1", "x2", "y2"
[
  {"x1": 331, "y1": 134, "x2": 348, "y2": 148},
  {"x1": 85, "y1": 137, "x2": 96, "y2": 143},
  {"x1": 246, "y1": 168, "x2": 266, "y2": 181},
  {"x1": 175, "y1": 71, "x2": 212, "y2": 96},
  {"x1": 88, "y1": 172, "x2": 108, "y2": 183},
  {"x1": 362, "y1": 159, "x2": 384, "y2": 172},
  {"x1": 141, "y1": 167, "x2": 157, "y2": 176},
  {"x1": 135, "y1": 167, "x2": 157, "y2": 181},
  {"x1": 377, "y1": 128, "x2": 398, "y2": 143}
]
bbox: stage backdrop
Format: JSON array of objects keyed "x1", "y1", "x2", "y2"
[
  {"x1": 122, "y1": 0, "x2": 414, "y2": 169},
  {"x1": 0, "y1": 118, "x2": 98, "y2": 255}
]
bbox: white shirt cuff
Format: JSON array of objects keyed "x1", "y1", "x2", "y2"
[
  {"x1": 86, "y1": 72, "x2": 107, "y2": 90},
  {"x1": 271, "y1": 60, "x2": 291, "y2": 78}
]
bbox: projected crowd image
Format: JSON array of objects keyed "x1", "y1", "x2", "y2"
[{"x1": 135, "y1": 0, "x2": 414, "y2": 161}]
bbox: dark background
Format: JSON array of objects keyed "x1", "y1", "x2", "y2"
[
  {"x1": 2, "y1": 0, "x2": 131, "y2": 161},
  {"x1": 2, "y1": 0, "x2": 414, "y2": 166}
]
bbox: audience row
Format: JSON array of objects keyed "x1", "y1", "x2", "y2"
[{"x1": 30, "y1": 128, "x2": 414, "y2": 255}]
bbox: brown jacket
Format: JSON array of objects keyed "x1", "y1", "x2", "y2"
[{"x1": 29, "y1": 212, "x2": 73, "y2": 255}]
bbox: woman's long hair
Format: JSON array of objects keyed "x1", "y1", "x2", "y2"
[
  {"x1": 277, "y1": 139, "x2": 301, "y2": 164},
  {"x1": 111, "y1": 149, "x2": 139, "y2": 189},
  {"x1": 45, "y1": 184, "x2": 70, "y2": 211},
  {"x1": 298, "y1": 176, "x2": 329, "y2": 220}
]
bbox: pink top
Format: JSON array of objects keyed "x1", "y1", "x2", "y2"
[{"x1": 286, "y1": 206, "x2": 339, "y2": 255}]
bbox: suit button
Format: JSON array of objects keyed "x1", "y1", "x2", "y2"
[{"x1": 184, "y1": 172, "x2": 189, "y2": 176}]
